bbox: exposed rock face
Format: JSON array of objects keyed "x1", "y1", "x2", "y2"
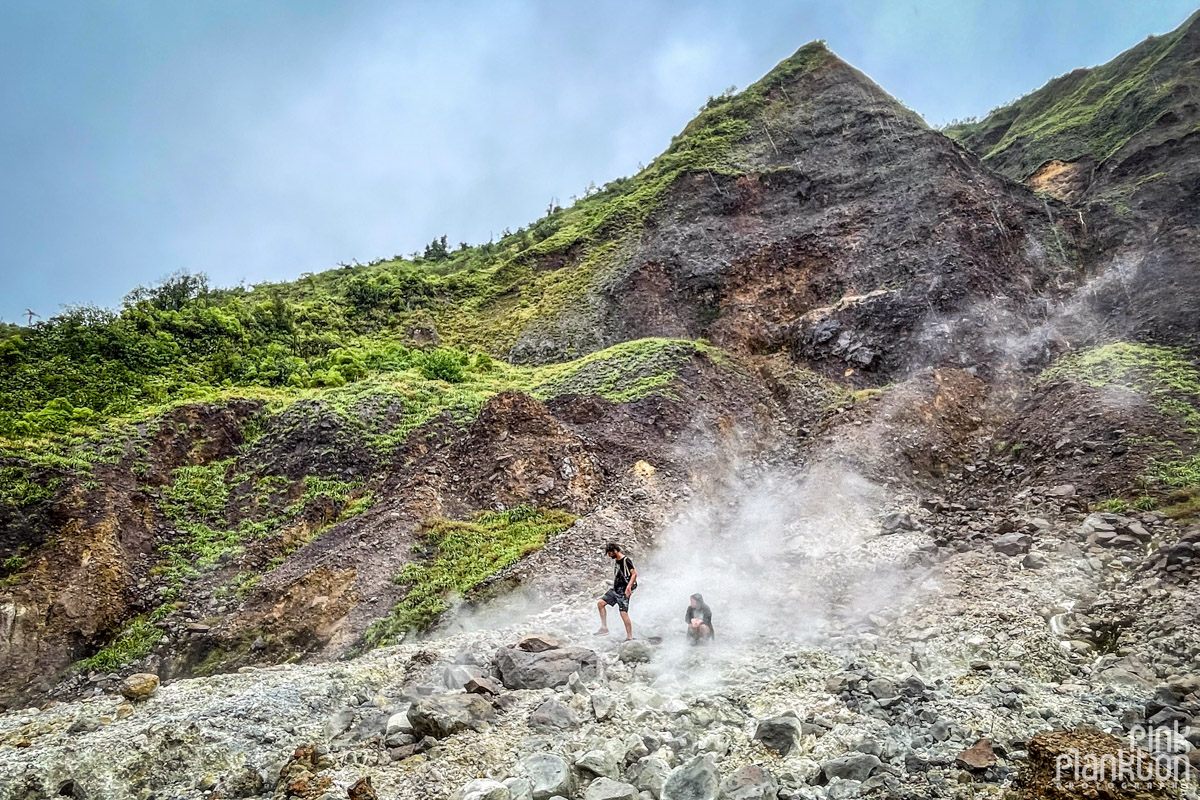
[
  {"x1": 513, "y1": 45, "x2": 1078, "y2": 378},
  {"x1": 1014, "y1": 728, "x2": 1177, "y2": 799}
]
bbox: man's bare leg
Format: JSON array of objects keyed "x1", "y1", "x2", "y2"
[
  {"x1": 620, "y1": 610, "x2": 633, "y2": 640},
  {"x1": 595, "y1": 600, "x2": 609, "y2": 634}
]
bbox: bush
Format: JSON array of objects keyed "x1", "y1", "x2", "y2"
[{"x1": 418, "y1": 349, "x2": 467, "y2": 383}]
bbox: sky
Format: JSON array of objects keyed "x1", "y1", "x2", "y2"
[{"x1": 1, "y1": 0, "x2": 1196, "y2": 324}]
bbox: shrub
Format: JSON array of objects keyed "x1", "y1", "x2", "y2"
[{"x1": 418, "y1": 349, "x2": 467, "y2": 383}]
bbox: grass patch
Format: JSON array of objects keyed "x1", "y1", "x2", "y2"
[
  {"x1": 1148, "y1": 455, "x2": 1200, "y2": 489},
  {"x1": 1038, "y1": 342, "x2": 1200, "y2": 433},
  {"x1": 529, "y1": 338, "x2": 718, "y2": 402},
  {"x1": 365, "y1": 505, "x2": 577, "y2": 647},
  {"x1": 155, "y1": 462, "x2": 373, "y2": 591},
  {"x1": 0, "y1": 553, "x2": 30, "y2": 589},
  {"x1": 1041, "y1": 342, "x2": 1200, "y2": 502},
  {"x1": 75, "y1": 617, "x2": 162, "y2": 673},
  {"x1": 1161, "y1": 487, "x2": 1200, "y2": 521}
]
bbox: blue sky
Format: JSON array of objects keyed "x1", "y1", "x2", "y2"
[{"x1": 1, "y1": 0, "x2": 1196, "y2": 324}]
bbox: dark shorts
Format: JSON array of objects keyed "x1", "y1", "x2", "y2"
[{"x1": 601, "y1": 587, "x2": 632, "y2": 612}]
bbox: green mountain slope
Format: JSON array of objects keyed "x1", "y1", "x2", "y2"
[
  {"x1": 944, "y1": 10, "x2": 1200, "y2": 180},
  {"x1": 0, "y1": 43, "x2": 836, "y2": 443}
]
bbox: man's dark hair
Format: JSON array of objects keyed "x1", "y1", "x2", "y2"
[{"x1": 605, "y1": 542, "x2": 621, "y2": 555}]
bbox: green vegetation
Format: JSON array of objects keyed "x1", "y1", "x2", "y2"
[
  {"x1": 75, "y1": 617, "x2": 163, "y2": 673},
  {"x1": 0, "y1": 42, "x2": 831, "y2": 445},
  {"x1": 0, "y1": 465, "x2": 57, "y2": 508},
  {"x1": 1041, "y1": 342, "x2": 1200, "y2": 500},
  {"x1": 529, "y1": 338, "x2": 718, "y2": 402},
  {"x1": 0, "y1": 553, "x2": 30, "y2": 589},
  {"x1": 945, "y1": 12, "x2": 1199, "y2": 179},
  {"x1": 365, "y1": 506, "x2": 577, "y2": 647},
  {"x1": 154, "y1": 460, "x2": 371, "y2": 593},
  {"x1": 1161, "y1": 487, "x2": 1200, "y2": 521},
  {"x1": 1148, "y1": 455, "x2": 1200, "y2": 488},
  {"x1": 1038, "y1": 342, "x2": 1200, "y2": 433}
]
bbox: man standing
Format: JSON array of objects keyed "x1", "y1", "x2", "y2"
[{"x1": 595, "y1": 542, "x2": 637, "y2": 640}]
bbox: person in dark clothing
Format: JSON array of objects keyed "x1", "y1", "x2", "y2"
[
  {"x1": 685, "y1": 593, "x2": 713, "y2": 644},
  {"x1": 595, "y1": 542, "x2": 638, "y2": 640}
]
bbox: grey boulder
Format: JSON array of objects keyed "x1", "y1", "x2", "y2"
[
  {"x1": 496, "y1": 646, "x2": 598, "y2": 689},
  {"x1": 517, "y1": 753, "x2": 573, "y2": 800},
  {"x1": 408, "y1": 694, "x2": 495, "y2": 739},
  {"x1": 628, "y1": 756, "x2": 671, "y2": 798},
  {"x1": 753, "y1": 715, "x2": 803, "y2": 756},
  {"x1": 584, "y1": 777, "x2": 639, "y2": 800},
  {"x1": 455, "y1": 779, "x2": 512, "y2": 800},
  {"x1": 530, "y1": 699, "x2": 580, "y2": 730},
  {"x1": 720, "y1": 766, "x2": 776, "y2": 800},
  {"x1": 822, "y1": 753, "x2": 881, "y2": 783},
  {"x1": 662, "y1": 755, "x2": 719, "y2": 800}
]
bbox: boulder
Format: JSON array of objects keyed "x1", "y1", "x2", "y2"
[
  {"x1": 443, "y1": 664, "x2": 489, "y2": 689},
  {"x1": 455, "y1": 780, "x2": 512, "y2": 800},
  {"x1": 993, "y1": 532, "x2": 1032, "y2": 556},
  {"x1": 386, "y1": 706, "x2": 413, "y2": 736},
  {"x1": 517, "y1": 753, "x2": 573, "y2": 800},
  {"x1": 503, "y1": 778, "x2": 534, "y2": 800},
  {"x1": 348, "y1": 777, "x2": 378, "y2": 800},
  {"x1": 517, "y1": 633, "x2": 564, "y2": 652},
  {"x1": 592, "y1": 691, "x2": 614, "y2": 721},
  {"x1": 956, "y1": 738, "x2": 997, "y2": 770},
  {"x1": 530, "y1": 699, "x2": 580, "y2": 730},
  {"x1": 583, "y1": 777, "x2": 639, "y2": 800},
  {"x1": 576, "y1": 747, "x2": 621, "y2": 780},
  {"x1": 753, "y1": 715, "x2": 803, "y2": 756},
  {"x1": 465, "y1": 675, "x2": 504, "y2": 696},
  {"x1": 408, "y1": 694, "x2": 495, "y2": 739},
  {"x1": 880, "y1": 512, "x2": 915, "y2": 533},
  {"x1": 619, "y1": 640, "x2": 653, "y2": 664},
  {"x1": 496, "y1": 646, "x2": 598, "y2": 689},
  {"x1": 118, "y1": 673, "x2": 160, "y2": 702},
  {"x1": 628, "y1": 756, "x2": 671, "y2": 798},
  {"x1": 662, "y1": 756, "x2": 719, "y2": 800},
  {"x1": 719, "y1": 765, "x2": 776, "y2": 800},
  {"x1": 821, "y1": 753, "x2": 880, "y2": 783}
]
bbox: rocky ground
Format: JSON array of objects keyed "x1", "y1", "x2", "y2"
[{"x1": 3, "y1": 465, "x2": 1198, "y2": 800}]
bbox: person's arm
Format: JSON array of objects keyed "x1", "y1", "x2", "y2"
[{"x1": 625, "y1": 567, "x2": 637, "y2": 596}]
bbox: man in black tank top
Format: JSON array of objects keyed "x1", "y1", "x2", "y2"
[{"x1": 595, "y1": 542, "x2": 638, "y2": 640}]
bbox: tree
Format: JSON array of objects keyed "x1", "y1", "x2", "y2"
[
  {"x1": 124, "y1": 271, "x2": 210, "y2": 312},
  {"x1": 423, "y1": 235, "x2": 449, "y2": 261}
]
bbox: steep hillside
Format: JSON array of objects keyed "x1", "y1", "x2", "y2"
[
  {"x1": 944, "y1": 10, "x2": 1200, "y2": 183},
  {"x1": 947, "y1": 10, "x2": 1200, "y2": 350}
]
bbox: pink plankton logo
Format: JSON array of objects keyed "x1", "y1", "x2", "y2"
[{"x1": 1054, "y1": 723, "x2": 1198, "y2": 798}]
